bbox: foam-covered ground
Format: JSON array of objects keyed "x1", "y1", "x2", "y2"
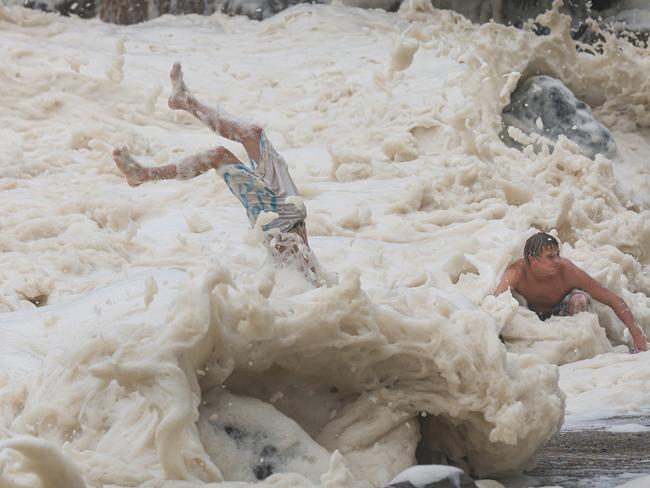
[{"x1": 1, "y1": 2, "x2": 649, "y2": 487}]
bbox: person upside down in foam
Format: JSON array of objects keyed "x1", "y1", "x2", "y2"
[
  {"x1": 113, "y1": 63, "x2": 327, "y2": 286},
  {"x1": 494, "y1": 232, "x2": 648, "y2": 353}
]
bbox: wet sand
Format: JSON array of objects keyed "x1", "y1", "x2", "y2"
[{"x1": 523, "y1": 417, "x2": 650, "y2": 487}]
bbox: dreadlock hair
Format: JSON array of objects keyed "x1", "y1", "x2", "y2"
[{"x1": 524, "y1": 232, "x2": 559, "y2": 263}]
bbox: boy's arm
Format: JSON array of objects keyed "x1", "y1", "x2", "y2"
[
  {"x1": 494, "y1": 265, "x2": 522, "y2": 296},
  {"x1": 568, "y1": 262, "x2": 648, "y2": 352}
]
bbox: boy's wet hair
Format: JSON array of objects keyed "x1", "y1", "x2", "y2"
[{"x1": 524, "y1": 232, "x2": 559, "y2": 263}]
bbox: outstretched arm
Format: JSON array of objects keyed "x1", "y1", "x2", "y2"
[{"x1": 569, "y1": 262, "x2": 648, "y2": 352}]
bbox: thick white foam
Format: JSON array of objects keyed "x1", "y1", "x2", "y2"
[{"x1": 1, "y1": 2, "x2": 649, "y2": 487}]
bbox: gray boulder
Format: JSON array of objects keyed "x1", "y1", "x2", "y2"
[
  {"x1": 385, "y1": 465, "x2": 478, "y2": 488},
  {"x1": 501, "y1": 75, "x2": 617, "y2": 159}
]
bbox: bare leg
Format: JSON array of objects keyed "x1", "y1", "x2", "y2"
[
  {"x1": 113, "y1": 146, "x2": 241, "y2": 186},
  {"x1": 568, "y1": 292, "x2": 591, "y2": 315},
  {"x1": 168, "y1": 63, "x2": 262, "y2": 162},
  {"x1": 163, "y1": 65, "x2": 327, "y2": 285}
]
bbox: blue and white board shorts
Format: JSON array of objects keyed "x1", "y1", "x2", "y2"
[
  {"x1": 537, "y1": 289, "x2": 592, "y2": 321},
  {"x1": 217, "y1": 131, "x2": 306, "y2": 234}
]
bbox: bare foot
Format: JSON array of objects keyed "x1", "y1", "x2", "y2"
[
  {"x1": 113, "y1": 147, "x2": 148, "y2": 187},
  {"x1": 168, "y1": 62, "x2": 192, "y2": 110}
]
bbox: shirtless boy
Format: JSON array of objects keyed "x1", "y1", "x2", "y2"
[
  {"x1": 494, "y1": 232, "x2": 648, "y2": 352},
  {"x1": 112, "y1": 63, "x2": 326, "y2": 286}
]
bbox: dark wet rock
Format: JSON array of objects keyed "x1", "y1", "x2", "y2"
[
  {"x1": 215, "y1": 0, "x2": 590, "y2": 23},
  {"x1": 22, "y1": 0, "x2": 97, "y2": 18},
  {"x1": 385, "y1": 465, "x2": 478, "y2": 488},
  {"x1": 591, "y1": 0, "x2": 617, "y2": 9},
  {"x1": 501, "y1": 75, "x2": 617, "y2": 159},
  {"x1": 54, "y1": 0, "x2": 96, "y2": 18},
  {"x1": 573, "y1": 1, "x2": 650, "y2": 49},
  {"x1": 101, "y1": 0, "x2": 396, "y2": 22},
  {"x1": 429, "y1": 0, "x2": 589, "y2": 28},
  {"x1": 599, "y1": 1, "x2": 650, "y2": 47},
  {"x1": 8, "y1": 0, "x2": 609, "y2": 26},
  {"x1": 218, "y1": 0, "x2": 309, "y2": 21},
  {"x1": 99, "y1": 0, "x2": 208, "y2": 25},
  {"x1": 11, "y1": 0, "x2": 645, "y2": 52}
]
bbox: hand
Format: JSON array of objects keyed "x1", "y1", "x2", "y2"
[{"x1": 632, "y1": 331, "x2": 648, "y2": 353}]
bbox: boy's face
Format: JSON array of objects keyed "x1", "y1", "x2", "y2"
[{"x1": 531, "y1": 246, "x2": 561, "y2": 276}]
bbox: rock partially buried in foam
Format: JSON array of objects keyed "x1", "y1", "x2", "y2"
[
  {"x1": 501, "y1": 75, "x2": 617, "y2": 160},
  {"x1": 197, "y1": 389, "x2": 331, "y2": 482},
  {"x1": 385, "y1": 465, "x2": 478, "y2": 488}
]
